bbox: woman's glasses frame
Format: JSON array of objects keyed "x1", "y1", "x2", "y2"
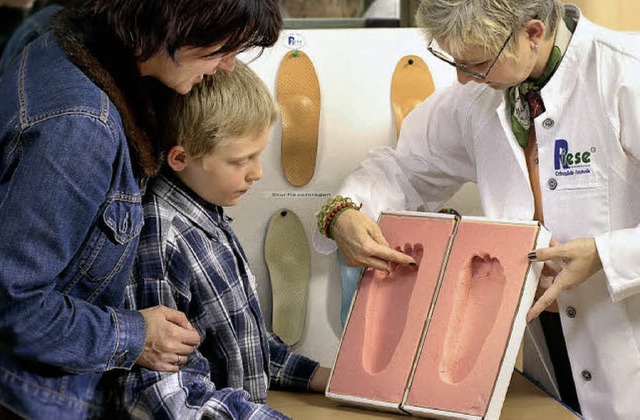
[{"x1": 427, "y1": 34, "x2": 513, "y2": 80}]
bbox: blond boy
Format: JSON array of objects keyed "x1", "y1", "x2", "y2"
[{"x1": 120, "y1": 62, "x2": 329, "y2": 419}]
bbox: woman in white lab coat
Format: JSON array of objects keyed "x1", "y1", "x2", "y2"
[{"x1": 316, "y1": 1, "x2": 640, "y2": 418}]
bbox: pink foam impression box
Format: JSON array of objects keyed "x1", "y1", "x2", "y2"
[{"x1": 327, "y1": 211, "x2": 550, "y2": 419}]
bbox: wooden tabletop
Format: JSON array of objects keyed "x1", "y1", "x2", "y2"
[{"x1": 267, "y1": 370, "x2": 580, "y2": 419}]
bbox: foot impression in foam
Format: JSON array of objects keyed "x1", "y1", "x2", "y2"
[
  {"x1": 264, "y1": 209, "x2": 310, "y2": 346},
  {"x1": 440, "y1": 254, "x2": 506, "y2": 384},
  {"x1": 390, "y1": 55, "x2": 435, "y2": 138},
  {"x1": 276, "y1": 50, "x2": 321, "y2": 187},
  {"x1": 328, "y1": 214, "x2": 549, "y2": 418},
  {"x1": 363, "y1": 243, "x2": 424, "y2": 374}
]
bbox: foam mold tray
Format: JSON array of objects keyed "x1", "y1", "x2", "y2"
[{"x1": 326, "y1": 211, "x2": 551, "y2": 419}]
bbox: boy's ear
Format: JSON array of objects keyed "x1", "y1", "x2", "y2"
[{"x1": 166, "y1": 146, "x2": 190, "y2": 172}]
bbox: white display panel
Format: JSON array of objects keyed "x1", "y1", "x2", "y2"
[{"x1": 229, "y1": 28, "x2": 481, "y2": 366}]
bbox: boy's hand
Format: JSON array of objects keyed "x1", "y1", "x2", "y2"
[
  {"x1": 309, "y1": 366, "x2": 331, "y2": 392},
  {"x1": 137, "y1": 306, "x2": 201, "y2": 372}
]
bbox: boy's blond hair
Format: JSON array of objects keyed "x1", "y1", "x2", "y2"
[{"x1": 163, "y1": 61, "x2": 278, "y2": 157}]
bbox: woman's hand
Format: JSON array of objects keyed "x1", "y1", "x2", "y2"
[
  {"x1": 331, "y1": 209, "x2": 415, "y2": 270},
  {"x1": 532, "y1": 259, "x2": 563, "y2": 313},
  {"x1": 527, "y1": 237, "x2": 602, "y2": 322},
  {"x1": 137, "y1": 306, "x2": 201, "y2": 372}
]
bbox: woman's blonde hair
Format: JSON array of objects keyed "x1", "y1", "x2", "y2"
[
  {"x1": 416, "y1": 0, "x2": 564, "y2": 60},
  {"x1": 163, "y1": 61, "x2": 278, "y2": 158}
]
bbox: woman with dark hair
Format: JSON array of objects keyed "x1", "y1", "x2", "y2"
[{"x1": 0, "y1": 1, "x2": 282, "y2": 418}]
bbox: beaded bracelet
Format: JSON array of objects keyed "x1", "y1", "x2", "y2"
[
  {"x1": 316, "y1": 195, "x2": 362, "y2": 238},
  {"x1": 317, "y1": 195, "x2": 353, "y2": 236},
  {"x1": 327, "y1": 205, "x2": 358, "y2": 239},
  {"x1": 323, "y1": 201, "x2": 351, "y2": 235},
  {"x1": 317, "y1": 195, "x2": 351, "y2": 233}
]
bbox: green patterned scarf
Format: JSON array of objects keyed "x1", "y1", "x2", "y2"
[{"x1": 508, "y1": 18, "x2": 575, "y2": 148}]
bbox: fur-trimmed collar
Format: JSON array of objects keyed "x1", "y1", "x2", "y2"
[{"x1": 50, "y1": 10, "x2": 163, "y2": 177}]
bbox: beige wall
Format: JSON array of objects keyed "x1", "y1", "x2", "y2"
[{"x1": 567, "y1": 0, "x2": 640, "y2": 31}]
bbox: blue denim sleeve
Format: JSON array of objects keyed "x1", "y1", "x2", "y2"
[
  {"x1": 0, "y1": 115, "x2": 145, "y2": 372},
  {"x1": 268, "y1": 333, "x2": 319, "y2": 391},
  {"x1": 0, "y1": 5, "x2": 62, "y2": 77}
]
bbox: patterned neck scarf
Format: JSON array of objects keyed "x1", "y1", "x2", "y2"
[{"x1": 508, "y1": 17, "x2": 575, "y2": 148}]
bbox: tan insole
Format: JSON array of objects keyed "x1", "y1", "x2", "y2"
[
  {"x1": 276, "y1": 50, "x2": 321, "y2": 187},
  {"x1": 264, "y1": 209, "x2": 310, "y2": 346},
  {"x1": 390, "y1": 55, "x2": 435, "y2": 138}
]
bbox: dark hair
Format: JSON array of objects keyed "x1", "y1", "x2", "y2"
[{"x1": 85, "y1": 0, "x2": 282, "y2": 61}]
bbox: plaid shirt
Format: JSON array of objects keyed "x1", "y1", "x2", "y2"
[{"x1": 120, "y1": 173, "x2": 318, "y2": 419}]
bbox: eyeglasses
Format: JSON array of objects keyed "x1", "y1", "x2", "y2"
[{"x1": 427, "y1": 33, "x2": 513, "y2": 80}]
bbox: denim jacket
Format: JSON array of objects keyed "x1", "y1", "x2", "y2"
[
  {"x1": 0, "y1": 4, "x2": 63, "y2": 78},
  {"x1": 0, "y1": 11, "x2": 161, "y2": 419}
]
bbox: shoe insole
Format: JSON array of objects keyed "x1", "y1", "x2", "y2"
[
  {"x1": 390, "y1": 55, "x2": 435, "y2": 138},
  {"x1": 264, "y1": 208, "x2": 310, "y2": 346},
  {"x1": 276, "y1": 50, "x2": 321, "y2": 187}
]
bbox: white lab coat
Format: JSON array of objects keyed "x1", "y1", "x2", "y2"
[{"x1": 333, "y1": 6, "x2": 640, "y2": 419}]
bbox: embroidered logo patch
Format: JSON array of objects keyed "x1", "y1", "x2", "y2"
[{"x1": 553, "y1": 139, "x2": 595, "y2": 177}]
